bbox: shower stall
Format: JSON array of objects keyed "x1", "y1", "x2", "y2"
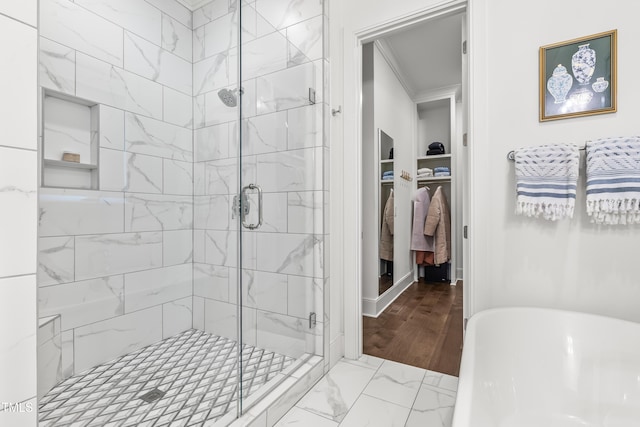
[{"x1": 36, "y1": 0, "x2": 328, "y2": 425}]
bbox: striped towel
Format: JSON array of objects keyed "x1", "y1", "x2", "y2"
[
  {"x1": 586, "y1": 136, "x2": 640, "y2": 224},
  {"x1": 514, "y1": 144, "x2": 579, "y2": 220}
]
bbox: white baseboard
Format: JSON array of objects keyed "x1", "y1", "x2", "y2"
[
  {"x1": 362, "y1": 271, "x2": 414, "y2": 317},
  {"x1": 329, "y1": 333, "x2": 344, "y2": 368}
]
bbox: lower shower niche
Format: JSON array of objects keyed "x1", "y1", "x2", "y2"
[{"x1": 38, "y1": 329, "x2": 296, "y2": 426}]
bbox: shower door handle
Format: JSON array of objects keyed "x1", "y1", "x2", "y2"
[{"x1": 241, "y1": 184, "x2": 263, "y2": 230}]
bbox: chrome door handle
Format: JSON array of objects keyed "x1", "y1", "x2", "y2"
[{"x1": 241, "y1": 184, "x2": 262, "y2": 230}]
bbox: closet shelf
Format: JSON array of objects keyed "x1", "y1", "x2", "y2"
[
  {"x1": 380, "y1": 159, "x2": 394, "y2": 164},
  {"x1": 417, "y1": 154, "x2": 451, "y2": 161},
  {"x1": 44, "y1": 159, "x2": 98, "y2": 170},
  {"x1": 380, "y1": 179, "x2": 394, "y2": 185},
  {"x1": 417, "y1": 176, "x2": 451, "y2": 182}
]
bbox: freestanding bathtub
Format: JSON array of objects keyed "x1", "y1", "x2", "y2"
[{"x1": 452, "y1": 307, "x2": 640, "y2": 427}]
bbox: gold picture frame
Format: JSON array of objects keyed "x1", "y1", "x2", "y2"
[{"x1": 539, "y1": 30, "x2": 617, "y2": 121}]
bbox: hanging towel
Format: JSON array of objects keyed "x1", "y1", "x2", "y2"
[
  {"x1": 585, "y1": 136, "x2": 640, "y2": 224},
  {"x1": 514, "y1": 144, "x2": 579, "y2": 220}
]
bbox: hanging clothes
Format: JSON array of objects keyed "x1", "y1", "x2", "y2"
[
  {"x1": 379, "y1": 189, "x2": 394, "y2": 261},
  {"x1": 424, "y1": 186, "x2": 451, "y2": 265},
  {"x1": 410, "y1": 187, "x2": 435, "y2": 266}
]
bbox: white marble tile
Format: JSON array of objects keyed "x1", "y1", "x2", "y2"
[
  {"x1": 244, "y1": 270, "x2": 287, "y2": 314},
  {"x1": 193, "y1": 0, "x2": 229, "y2": 29},
  {"x1": 363, "y1": 360, "x2": 426, "y2": 408},
  {"x1": 256, "y1": 61, "x2": 316, "y2": 115},
  {"x1": 193, "y1": 94, "x2": 206, "y2": 129},
  {"x1": 194, "y1": 195, "x2": 231, "y2": 230},
  {"x1": 340, "y1": 394, "x2": 410, "y2": 427},
  {"x1": 42, "y1": 96, "x2": 93, "y2": 164},
  {"x1": 422, "y1": 370, "x2": 459, "y2": 393},
  {"x1": 257, "y1": 192, "x2": 288, "y2": 233},
  {"x1": 163, "y1": 229, "x2": 192, "y2": 266},
  {"x1": 147, "y1": 0, "x2": 192, "y2": 29},
  {"x1": 0, "y1": 16, "x2": 37, "y2": 151},
  {"x1": 243, "y1": 306, "x2": 258, "y2": 346},
  {"x1": 38, "y1": 316, "x2": 61, "y2": 347},
  {"x1": 39, "y1": 37, "x2": 75, "y2": 95},
  {"x1": 194, "y1": 162, "x2": 206, "y2": 196},
  {"x1": 242, "y1": 32, "x2": 288, "y2": 80},
  {"x1": 99, "y1": 148, "x2": 126, "y2": 191},
  {"x1": 204, "y1": 230, "x2": 236, "y2": 268},
  {"x1": 193, "y1": 263, "x2": 230, "y2": 301},
  {"x1": 343, "y1": 355, "x2": 386, "y2": 371},
  {"x1": 161, "y1": 14, "x2": 193, "y2": 62},
  {"x1": 257, "y1": 148, "x2": 321, "y2": 193},
  {"x1": 73, "y1": 306, "x2": 163, "y2": 373},
  {"x1": 288, "y1": 104, "x2": 322, "y2": 150},
  {"x1": 287, "y1": 275, "x2": 322, "y2": 320},
  {"x1": 40, "y1": 0, "x2": 123, "y2": 66},
  {"x1": 203, "y1": 299, "x2": 237, "y2": 341},
  {"x1": 256, "y1": 311, "x2": 320, "y2": 358},
  {"x1": 256, "y1": 0, "x2": 322, "y2": 30},
  {"x1": 0, "y1": 149, "x2": 37, "y2": 278},
  {"x1": 240, "y1": 77, "x2": 258, "y2": 118},
  {"x1": 193, "y1": 229, "x2": 206, "y2": 263},
  {"x1": 256, "y1": 232, "x2": 322, "y2": 276},
  {"x1": 124, "y1": 193, "x2": 192, "y2": 232},
  {"x1": 125, "y1": 112, "x2": 192, "y2": 161},
  {"x1": 75, "y1": 0, "x2": 161, "y2": 46},
  {"x1": 163, "y1": 86, "x2": 192, "y2": 128},
  {"x1": 124, "y1": 264, "x2": 191, "y2": 312},
  {"x1": 162, "y1": 297, "x2": 192, "y2": 338},
  {"x1": 295, "y1": 360, "x2": 377, "y2": 422},
  {"x1": 195, "y1": 123, "x2": 230, "y2": 162},
  {"x1": 76, "y1": 53, "x2": 163, "y2": 120},
  {"x1": 38, "y1": 236, "x2": 75, "y2": 287},
  {"x1": 288, "y1": 191, "x2": 322, "y2": 234},
  {"x1": 38, "y1": 337, "x2": 62, "y2": 399},
  {"x1": 202, "y1": 158, "x2": 237, "y2": 196},
  {"x1": 74, "y1": 231, "x2": 162, "y2": 280},
  {"x1": 204, "y1": 13, "x2": 236, "y2": 57},
  {"x1": 287, "y1": 16, "x2": 323, "y2": 62},
  {"x1": 38, "y1": 275, "x2": 125, "y2": 330},
  {"x1": 193, "y1": 26, "x2": 206, "y2": 62},
  {"x1": 61, "y1": 330, "x2": 74, "y2": 378},
  {"x1": 99, "y1": 105, "x2": 125, "y2": 150},
  {"x1": 193, "y1": 296, "x2": 205, "y2": 330},
  {"x1": 193, "y1": 50, "x2": 233, "y2": 95},
  {"x1": 0, "y1": 275, "x2": 37, "y2": 404},
  {"x1": 164, "y1": 159, "x2": 193, "y2": 196},
  {"x1": 243, "y1": 111, "x2": 288, "y2": 155},
  {"x1": 275, "y1": 407, "x2": 337, "y2": 427},
  {"x1": 404, "y1": 384, "x2": 456, "y2": 427},
  {"x1": 124, "y1": 31, "x2": 192, "y2": 95},
  {"x1": 0, "y1": 1, "x2": 37, "y2": 26},
  {"x1": 38, "y1": 188, "x2": 124, "y2": 237},
  {"x1": 126, "y1": 153, "x2": 164, "y2": 193}
]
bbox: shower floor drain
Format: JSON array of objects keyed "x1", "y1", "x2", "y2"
[{"x1": 138, "y1": 388, "x2": 166, "y2": 403}]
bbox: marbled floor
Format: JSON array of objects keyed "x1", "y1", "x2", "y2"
[
  {"x1": 38, "y1": 329, "x2": 294, "y2": 426},
  {"x1": 276, "y1": 356, "x2": 457, "y2": 427}
]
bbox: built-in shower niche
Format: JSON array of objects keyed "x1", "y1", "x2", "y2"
[{"x1": 42, "y1": 90, "x2": 99, "y2": 190}]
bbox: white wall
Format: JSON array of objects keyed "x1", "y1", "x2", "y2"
[
  {"x1": 0, "y1": 3, "x2": 38, "y2": 426},
  {"x1": 469, "y1": 0, "x2": 640, "y2": 321}
]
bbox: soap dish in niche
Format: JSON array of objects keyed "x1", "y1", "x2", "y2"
[{"x1": 62, "y1": 152, "x2": 80, "y2": 163}]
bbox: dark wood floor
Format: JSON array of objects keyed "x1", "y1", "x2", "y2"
[{"x1": 363, "y1": 280, "x2": 463, "y2": 376}]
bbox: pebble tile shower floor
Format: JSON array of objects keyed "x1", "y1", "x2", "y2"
[{"x1": 38, "y1": 329, "x2": 294, "y2": 426}]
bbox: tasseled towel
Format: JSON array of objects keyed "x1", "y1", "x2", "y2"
[
  {"x1": 514, "y1": 144, "x2": 579, "y2": 220},
  {"x1": 586, "y1": 136, "x2": 640, "y2": 225}
]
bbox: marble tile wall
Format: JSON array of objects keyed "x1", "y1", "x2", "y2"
[
  {"x1": 38, "y1": 0, "x2": 195, "y2": 381},
  {"x1": 192, "y1": 0, "x2": 328, "y2": 361},
  {"x1": 0, "y1": 3, "x2": 39, "y2": 426}
]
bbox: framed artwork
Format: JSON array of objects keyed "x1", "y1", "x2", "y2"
[{"x1": 539, "y1": 30, "x2": 617, "y2": 121}]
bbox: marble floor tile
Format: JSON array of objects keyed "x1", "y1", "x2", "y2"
[
  {"x1": 295, "y1": 360, "x2": 377, "y2": 422},
  {"x1": 339, "y1": 394, "x2": 410, "y2": 427},
  {"x1": 405, "y1": 383, "x2": 456, "y2": 427},
  {"x1": 362, "y1": 359, "x2": 426, "y2": 408},
  {"x1": 274, "y1": 406, "x2": 338, "y2": 427}
]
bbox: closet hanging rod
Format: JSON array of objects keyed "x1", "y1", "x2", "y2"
[{"x1": 507, "y1": 146, "x2": 586, "y2": 161}]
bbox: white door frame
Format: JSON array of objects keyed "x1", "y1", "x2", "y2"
[{"x1": 342, "y1": 0, "x2": 471, "y2": 360}]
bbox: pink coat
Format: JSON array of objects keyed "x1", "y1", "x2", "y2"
[
  {"x1": 410, "y1": 188, "x2": 434, "y2": 251},
  {"x1": 424, "y1": 186, "x2": 451, "y2": 265}
]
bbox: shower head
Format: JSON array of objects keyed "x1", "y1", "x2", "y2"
[{"x1": 218, "y1": 88, "x2": 238, "y2": 107}]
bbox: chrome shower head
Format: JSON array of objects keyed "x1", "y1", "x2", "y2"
[{"x1": 218, "y1": 88, "x2": 238, "y2": 107}]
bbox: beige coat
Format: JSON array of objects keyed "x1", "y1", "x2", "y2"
[
  {"x1": 379, "y1": 191, "x2": 394, "y2": 261},
  {"x1": 424, "y1": 186, "x2": 451, "y2": 265}
]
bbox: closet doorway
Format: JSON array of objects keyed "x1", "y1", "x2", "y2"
[{"x1": 359, "y1": 6, "x2": 467, "y2": 375}]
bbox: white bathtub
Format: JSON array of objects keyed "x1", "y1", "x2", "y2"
[{"x1": 452, "y1": 307, "x2": 640, "y2": 427}]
